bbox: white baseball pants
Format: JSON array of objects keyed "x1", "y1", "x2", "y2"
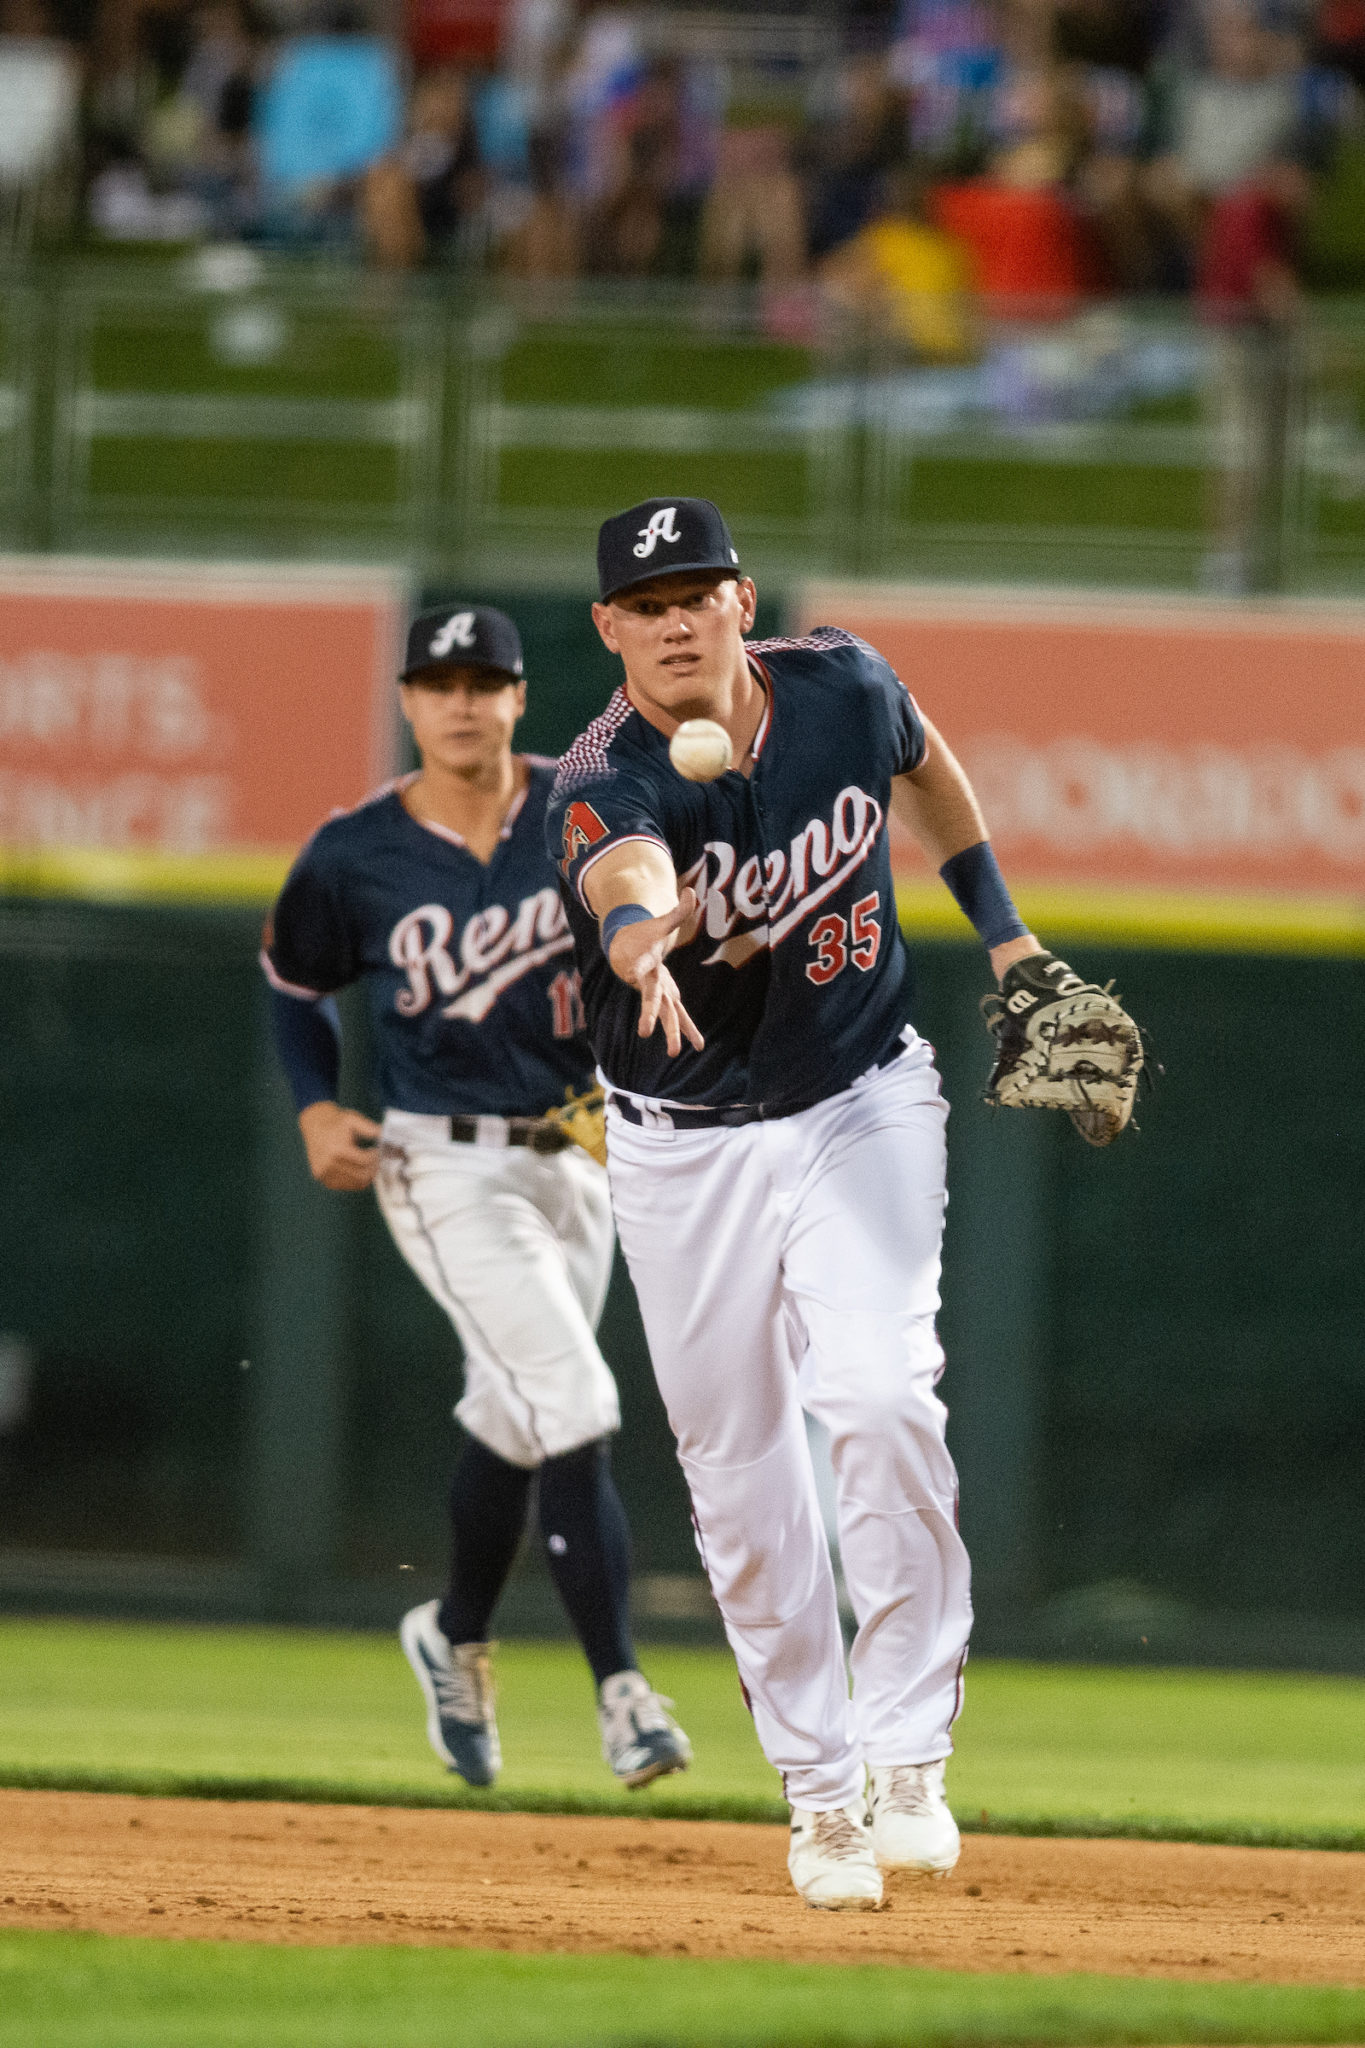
[
  {"x1": 375, "y1": 1111, "x2": 620, "y2": 1469},
  {"x1": 606, "y1": 1037, "x2": 972, "y2": 1810}
]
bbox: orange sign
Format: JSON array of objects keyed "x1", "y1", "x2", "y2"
[
  {"x1": 0, "y1": 558, "x2": 405, "y2": 858},
  {"x1": 797, "y1": 585, "x2": 1365, "y2": 900}
]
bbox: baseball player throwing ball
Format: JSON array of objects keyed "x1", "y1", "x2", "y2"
[
  {"x1": 546, "y1": 499, "x2": 1142, "y2": 1910},
  {"x1": 262, "y1": 603, "x2": 690, "y2": 1793}
]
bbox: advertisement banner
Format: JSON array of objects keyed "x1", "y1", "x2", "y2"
[
  {"x1": 796, "y1": 584, "x2": 1365, "y2": 951},
  {"x1": 0, "y1": 558, "x2": 405, "y2": 898}
]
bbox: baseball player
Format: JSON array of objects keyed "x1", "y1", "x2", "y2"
[
  {"x1": 547, "y1": 499, "x2": 1140, "y2": 1910},
  {"x1": 262, "y1": 603, "x2": 691, "y2": 1793}
]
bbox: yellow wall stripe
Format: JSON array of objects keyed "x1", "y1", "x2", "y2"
[
  {"x1": 2, "y1": 848, "x2": 1362, "y2": 957},
  {"x1": 896, "y1": 879, "x2": 1365, "y2": 957},
  {"x1": 0, "y1": 847, "x2": 292, "y2": 905}
]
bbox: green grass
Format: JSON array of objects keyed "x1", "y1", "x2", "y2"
[
  {"x1": 5, "y1": 1932, "x2": 1365, "y2": 2048},
  {"x1": 893, "y1": 458, "x2": 1203, "y2": 533},
  {"x1": 2, "y1": 1620, "x2": 1364, "y2": 1847}
]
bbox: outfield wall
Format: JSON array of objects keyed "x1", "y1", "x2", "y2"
[{"x1": 1, "y1": 582, "x2": 1362, "y2": 1669}]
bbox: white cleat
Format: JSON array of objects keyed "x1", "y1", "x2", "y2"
[
  {"x1": 788, "y1": 1802, "x2": 886, "y2": 1911},
  {"x1": 597, "y1": 1669, "x2": 692, "y2": 1788},
  {"x1": 400, "y1": 1600, "x2": 501, "y2": 1787},
  {"x1": 867, "y1": 1761, "x2": 961, "y2": 1875}
]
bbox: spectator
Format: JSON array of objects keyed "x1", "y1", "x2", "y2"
[
  {"x1": 928, "y1": 5, "x2": 1100, "y2": 316},
  {"x1": 802, "y1": 53, "x2": 910, "y2": 257},
  {"x1": 931, "y1": 166, "x2": 1096, "y2": 317},
  {"x1": 362, "y1": 65, "x2": 484, "y2": 269},
  {"x1": 0, "y1": 0, "x2": 80, "y2": 252},
  {"x1": 558, "y1": 3, "x2": 645, "y2": 204},
  {"x1": 1314, "y1": 0, "x2": 1365, "y2": 91},
  {"x1": 696, "y1": 123, "x2": 807, "y2": 287},
  {"x1": 819, "y1": 160, "x2": 978, "y2": 357},
  {"x1": 137, "y1": 0, "x2": 260, "y2": 236},
  {"x1": 253, "y1": 4, "x2": 404, "y2": 249},
  {"x1": 1054, "y1": 3, "x2": 1164, "y2": 289},
  {"x1": 582, "y1": 58, "x2": 713, "y2": 276},
  {"x1": 497, "y1": 123, "x2": 580, "y2": 276},
  {"x1": 85, "y1": 0, "x2": 223, "y2": 238},
  {"x1": 889, "y1": 0, "x2": 1003, "y2": 171},
  {"x1": 501, "y1": 0, "x2": 575, "y2": 100},
  {"x1": 584, "y1": 121, "x2": 668, "y2": 274},
  {"x1": 1196, "y1": 151, "x2": 1310, "y2": 590},
  {"x1": 85, "y1": 0, "x2": 169, "y2": 173},
  {"x1": 1145, "y1": 2, "x2": 1308, "y2": 273}
]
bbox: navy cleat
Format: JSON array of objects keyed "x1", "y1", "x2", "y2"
[
  {"x1": 597, "y1": 1669, "x2": 692, "y2": 1788},
  {"x1": 400, "y1": 1600, "x2": 501, "y2": 1787}
]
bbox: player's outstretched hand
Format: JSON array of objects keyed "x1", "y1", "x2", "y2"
[
  {"x1": 298, "y1": 1100, "x2": 383, "y2": 1190},
  {"x1": 607, "y1": 888, "x2": 705, "y2": 1058}
]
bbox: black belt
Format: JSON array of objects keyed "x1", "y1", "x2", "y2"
[
  {"x1": 607, "y1": 1039, "x2": 908, "y2": 1132},
  {"x1": 446, "y1": 1115, "x2": 570, "y2": 1154}
]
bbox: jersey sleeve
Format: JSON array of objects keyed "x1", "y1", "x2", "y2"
[
  {"x1": 851, "y1": 633, "x2": 927, "y2": 776},
  {"x1": 261, "y1": 840, "x2": 358, "y2": 998},
  {"x1": 545, "y1": 765, "x2": 670, "y2": 911}
]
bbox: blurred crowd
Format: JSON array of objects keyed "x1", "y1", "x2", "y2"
[{"x1": 3, "y1": 0, "x2": 1365, "y2": 337}]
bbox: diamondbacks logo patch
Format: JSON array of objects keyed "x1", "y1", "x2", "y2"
[{"x1": 561, "y1": 799, "x2": 610, "y2": 873}]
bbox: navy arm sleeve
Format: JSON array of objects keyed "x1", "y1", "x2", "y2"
[
  {"x1": 269, "y1": 989, "x2": 342, "y2": 1114},
  {"x1": 261, "y1": 835, "x2": 357, "y2": 1112}
]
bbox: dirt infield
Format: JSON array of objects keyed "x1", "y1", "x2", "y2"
[{"x1": 2, "y1": 1789, "x2": 1363, "y2": 1983}]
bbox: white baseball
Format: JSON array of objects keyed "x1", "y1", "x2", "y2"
[{"x1": 668, "y1": 718, "x2": 733, "y2": 783}]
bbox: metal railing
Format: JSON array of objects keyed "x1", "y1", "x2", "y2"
[{"x1": 4, "y1": 254, "x2": 1365, "y2": 595}]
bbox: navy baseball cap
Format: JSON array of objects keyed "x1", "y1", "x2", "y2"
[
  {"x1": 597, "y1": 497, "x2": 741, "y2": 601},
  {"x1": 400, "y1": 604, "x2": 524, "y2": 682}
]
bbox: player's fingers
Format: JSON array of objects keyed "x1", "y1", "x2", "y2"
[
  {"x1": 637, "y1": 967, "x2": 664, "y2": 1040},
  {"x1": 660, "y1": 970, "x2": 704, "y2": 1051},
  {"x1": 346, "y1": 1113, "x2": 383, "y2": 1142},
  {"x1": 676, "y1": 992, "x2": 705, "y2": 1051},
  {"x1": 656, "y1": 970, "x2": 704, "y2": 1056},
  {"x1": 658, "y1": 983, "x2": 682, "y2": 1058},
  {"x1": 320, "y1": 1162, "x2": 367, "y2": 1191},
  {"x1": 319, "y1": 1137, "x2": 381, "y2": 1190}
]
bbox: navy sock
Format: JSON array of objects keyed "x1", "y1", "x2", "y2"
[
  {"x1": 537, "y1": 1438, "x2": 637, "y2": 1688},
  {"x1": 438, "y1": 1436, "x2": 533, "y2": 1646}
]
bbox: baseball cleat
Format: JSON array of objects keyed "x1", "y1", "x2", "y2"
[
  {"x1": 867, "y1": 1761, "x2": 961, "y2": 1875},
  {"x1": 596, "y1": 1669, "x2": 692, "y2": 1788},
  {"x1": 788, "y1": 1802, "x2": 886, "y2": 1910},
  {"x1": 400, "y1": 1600, "x2": 501, "y2": 1787}
]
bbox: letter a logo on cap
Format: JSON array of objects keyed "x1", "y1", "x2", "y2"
[
  {"x1": 429, "y1": 610, "x2": 477, "y2": 657},
  {"x1": 633, "y1": 507, "x2": 682, "y2": 560}
]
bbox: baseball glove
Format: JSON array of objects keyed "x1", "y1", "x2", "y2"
[
  {"x1": 544, "y1": 1082, "x2": 608, "y2": 1167},
  {"x1": 982, "y1": 951, "x2": 1144, "y2": 1148}
]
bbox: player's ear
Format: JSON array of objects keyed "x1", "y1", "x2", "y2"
[
  {"x1": 591, "y1": 600, "x2": 622, "y2": 656},
  {"x1": 512, "y1": 679, "x2": 527, "y2": 721},
  {"x1": 397, "y1": 682, "x2": 416, "y2": 728},
  {"x1": 736, "y1": 578, "x2": 758, "y2": 633}
]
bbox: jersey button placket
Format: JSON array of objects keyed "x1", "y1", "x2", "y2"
[{"x1": 750, "y1": 766, "x2": 778, "y2": 1112}]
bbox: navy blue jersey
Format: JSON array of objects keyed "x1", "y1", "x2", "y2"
[
  {"x1": 545, "y1": 629, "x2": 926, "y2": 1112},
  {"x1": 264, "y1": 760, "x2": 595, "y2": 1117}
]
